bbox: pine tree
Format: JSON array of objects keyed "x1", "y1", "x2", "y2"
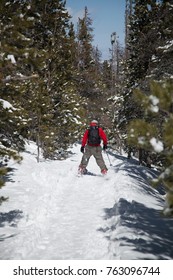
[
  {"x1": 38, "y1": 0, "x2": 87, "y2": 150},
  {"x1": 147, "y1": 1, "x2": 173, "y2": 80},
  {"x1": 76, "y1": 6, "x2": 95, "y2": 102},
  {"x1": 127, "y1": 80, "x2": 173, "y2": 216},
  {"x1": 76, "y1": 6, "x2": 111, "y2": 126},
  {"x1": 0, "y1": 0, "x2": 34, "y2": 190},
  {"x1": 14, "y1": 0, "x2": 86, "y2": 158},
  {"x1": 0, "y1": 0, "x2": 55, "y2": 161},
  {"x1": 0, "y1": 100, "x2": 22, "y2": 198},
  {"x1": 125, "y1": 0, "x2": 132, "y2": 59},
  {"x1": 77, "y1": 7, "x2": 94, "y2": 71},
  {"x1": 118, "y1": 0, "x2": 164, "y2": 154}
]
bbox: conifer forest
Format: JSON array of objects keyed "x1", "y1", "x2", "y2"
[{"x1": 0, "y1": 0, "x2": 173, "y2": 215}]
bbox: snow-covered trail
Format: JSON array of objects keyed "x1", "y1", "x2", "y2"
[
  {"x1": 0, "y1": 143, "x2": 118, "y2": 260},
  {"x1": 1, "y1": 142, "x2": 171, "y2": 260}
]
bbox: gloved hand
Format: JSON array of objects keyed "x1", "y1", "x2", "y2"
[
  {"x1": 103, "y1": 144, "x2": 107, "y2": 151},
  {"x1": 80, "y1": 146, "x2": 84, "y2": 153}
]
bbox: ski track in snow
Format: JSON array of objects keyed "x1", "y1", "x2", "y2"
[
  {"x1": 0, "y1": 142, "x2": 169, "y2": 260},
  {"x1": 0, "y1": 144, "x2": 117, "y2": 259}
]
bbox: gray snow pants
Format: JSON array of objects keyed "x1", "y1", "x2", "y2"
[{"x1": 80, "y1": 145, "x2": 107, "y2": 171}]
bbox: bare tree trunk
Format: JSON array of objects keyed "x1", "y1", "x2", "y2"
[
  {"x1": 36, "y1": 114, "x2": 41, "y2": 163},
  {"x1": 36, "y1": 133, "x2": 40, "y2": 163}
]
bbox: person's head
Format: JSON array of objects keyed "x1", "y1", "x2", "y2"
[{"x1": 90, "y1": 120, "x2": 98, "y2": 126}]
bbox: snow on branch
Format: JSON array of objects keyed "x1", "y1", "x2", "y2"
[{"x1": 1, "y1": 73, "x2": 39, "y2": 83}]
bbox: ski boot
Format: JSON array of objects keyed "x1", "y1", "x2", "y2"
[
  {"x1": 78, "y1": 165, "x2": 88, "y2": 175},
  {"x1": 101, "y1": 169, "x2": 107, "y2": 175}
]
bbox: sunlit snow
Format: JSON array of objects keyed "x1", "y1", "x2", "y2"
[
  {"x1": 0, "y1": 141, "x2": 173, "y2": 260},
  {"x1": 150, "y1": 138, "x2": 164, "y2": 153}
]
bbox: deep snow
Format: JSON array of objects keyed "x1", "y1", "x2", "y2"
[{"x1": 0, "y1": 141, "x2": 173, "y2": 260}]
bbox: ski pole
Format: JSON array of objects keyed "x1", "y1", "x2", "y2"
[{"x1": 105, "y1": 150, "x2": 112, "y2": 166}]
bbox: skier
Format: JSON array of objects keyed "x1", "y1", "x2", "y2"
[{"x1": 78, "y1": 120, "x2": 108, "y2": 175}]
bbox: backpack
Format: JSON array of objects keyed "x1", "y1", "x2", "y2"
[{"x1": 88, "y1": 126, "x2": 101, "y2": 145}]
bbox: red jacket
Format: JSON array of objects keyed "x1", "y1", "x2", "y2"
[{"x1": 81, "y1": 127, "x2": 108, "y2": 147}]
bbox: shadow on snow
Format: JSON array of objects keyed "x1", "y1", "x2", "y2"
[
  {"x1": 100, "y1": 199, "x2": 173, "y2": 259},
  {"x1": 0, "y1": 210, "x2": 23, "y2": 242},
  {"x1": 99, "y1": 150, "x2": 173, "y2": 259}
]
